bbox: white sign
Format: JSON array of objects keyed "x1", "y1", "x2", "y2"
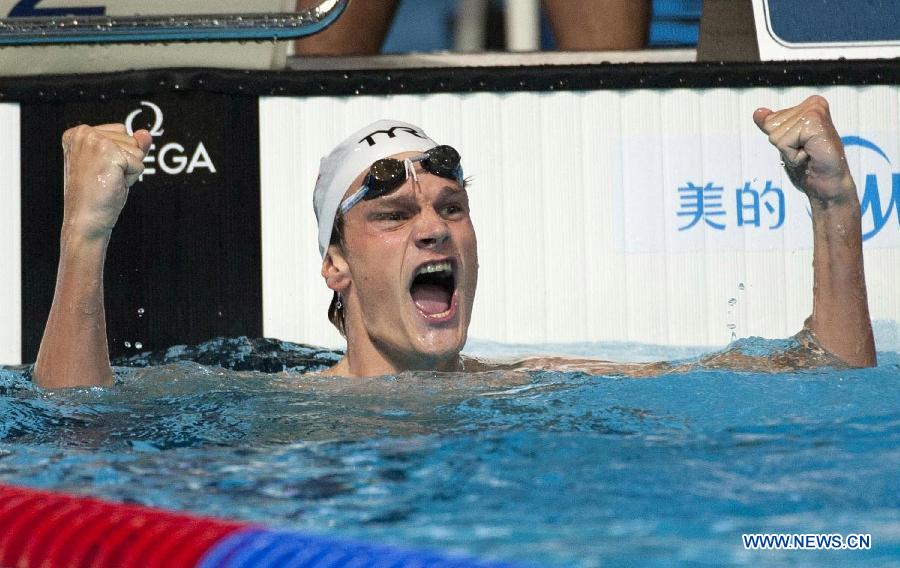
[
  {"x1": 616, "y1": 132, "x2": 899, "y2": 253},
  {"x1": 0, "y1": 0, "x2": 293, "y2": 75},
  {"x1": 0, "y1": 1, "x2": 289, "y2": 17},
  {"x1": 0, "y1": 104, "x2": 20, "y2": 365}
]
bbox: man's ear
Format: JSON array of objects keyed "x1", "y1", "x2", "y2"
[{"x1": 322, "y1": 245, "x2": 351, "y2": 293}]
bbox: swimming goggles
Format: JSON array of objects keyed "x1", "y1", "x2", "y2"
[{"x1": 339, "y1": 145, "x2": 463, "y2": 214}]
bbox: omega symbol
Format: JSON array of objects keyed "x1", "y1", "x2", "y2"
[{"x1": 123, "y1": 101, "x2": 216, "y2": 177}]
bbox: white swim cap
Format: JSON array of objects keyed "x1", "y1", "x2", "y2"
[{"x1": 313, "y1": 119, "x2": 439, "y2": 258}]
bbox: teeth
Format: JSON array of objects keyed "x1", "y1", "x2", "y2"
[{"x1": 415, "y1": 261, "x2": 452, "y2": 277}]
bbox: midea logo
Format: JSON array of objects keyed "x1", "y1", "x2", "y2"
[
  {"x1": 843, "y1": 136, "x2": 900, "y2": 240},
  {"x1": 124, "y1": 101, "x2": 216, "y2": 177}
]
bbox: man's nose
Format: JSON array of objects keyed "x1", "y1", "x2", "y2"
[{"x1": 414, "y1": 209, "x2": 450, "y2": 250}]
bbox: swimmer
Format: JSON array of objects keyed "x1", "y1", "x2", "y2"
[{"x1": 33, "y1": 95, "x2": 876, "y2": 388}]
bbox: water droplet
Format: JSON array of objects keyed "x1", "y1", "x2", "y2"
[
  {"x1": 779, "y1": 160, "x2": 785, "y2": 166},
  {"x1": 135, "y1": 342, "x2": 143, "y2": 350},
  {"x1": 738, "y1": 283, "x2": 745, "y2": 290},
  {"x1": 124, "y1": 341, "x2": 132, "y2": 348},
  {"x1": 726, "y1": 323, "x2": 736, "y2": 330},
  {"x1": 137, "y1": 308, "x2": 145, "y2": 317},
  {"x1": 728, "y1": 298, "x2": 737, "y2": 306},
  {"x1": 731, "y1": 331, "x2": 737, "y2": 340}
]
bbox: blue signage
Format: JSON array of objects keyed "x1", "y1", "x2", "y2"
[
  {"x1": 676, "y1": 136, "x2": 898, "y2": 242},
  {"x1": 766, "y1": 0, "x2": 900, "y2": 44},
  {"x1": 8, "y1": 0, "x2": 104, "y2": 17},
  {"x1": 843, "y1": 136, "x2": 900, "y2": 240}
]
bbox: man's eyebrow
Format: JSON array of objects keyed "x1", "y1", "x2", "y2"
[
  {"x1": 369, "y1": 192, "x2": 417, "y2": 207},
  {"x1": 437, "y1": 185, "x2": 466, "y2": 198}
]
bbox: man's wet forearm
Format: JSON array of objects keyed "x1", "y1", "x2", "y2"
[{"x1": 807, "y1": 198, "x2": 876, "y2": 367}]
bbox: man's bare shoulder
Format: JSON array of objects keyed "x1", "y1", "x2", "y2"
[
  {"x1": 463, "y1": 330, "x2": 845, "y2": 377},
  {"x1": 463, "y1": 355, "x2": 678, "y2": 378}
]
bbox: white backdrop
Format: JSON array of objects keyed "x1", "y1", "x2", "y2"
[
  {"x1": 0, "y1": 104, "x2": 20, "y2": 365},
  {"x1": 259, "y1": 86, "x2": 899, "y2": 350}
]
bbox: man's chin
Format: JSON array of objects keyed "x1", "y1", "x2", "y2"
[
  {"x1": 414, "y1": 334, "x2": 465, "y2": 358},
  {"x1": 400, "y1": 293, "x2": 471, "y2": 367},
  {"x1": 402, "y1": 328, "x2": 467, "y2": 369}
]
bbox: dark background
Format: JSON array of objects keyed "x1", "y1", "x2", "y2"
[{"x1": 20, "y1": 92, "x2": 262, "y2": 362}]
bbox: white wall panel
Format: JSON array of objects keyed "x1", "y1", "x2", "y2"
[
  {"x1": 0, "y1": 104, "x2": 20, "y2": 365},
  {"x1": 260, "y1": 88, "x2": 900, "y2": 350}
]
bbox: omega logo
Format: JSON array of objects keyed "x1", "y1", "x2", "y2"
[{"x1": 125, "y1": 101, "x2": 217, "y2": 177}]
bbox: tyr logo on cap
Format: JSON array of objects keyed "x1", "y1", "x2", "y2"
[{"x1": 358, "y1": 126, "x2": 428, "y2": 147}]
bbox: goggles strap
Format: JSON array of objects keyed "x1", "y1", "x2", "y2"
[
  {"x1": 339, "y1": 183, "x2": 369, "y2": 214},
  {"x1": 404, "y1": 157, "x2": 418, "y2": 183}
]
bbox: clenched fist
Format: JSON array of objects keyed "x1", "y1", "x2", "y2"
[
  {"x1": 61, "y1": 124, "x2": 152, "y2": 240},
  {"x1": 753, "y1": 95, "x2": 855, "y2": 207}
]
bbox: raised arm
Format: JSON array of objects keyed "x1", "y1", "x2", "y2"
[
  {"x1": 753, "y1": 95, "x2": 876, "y2": 368},
  {"x1": 33, "y1": 124, "x2": 151, "y2": 389},
  {"x1": 496, "y1": 96, "x2": 875, "y2": 378}
]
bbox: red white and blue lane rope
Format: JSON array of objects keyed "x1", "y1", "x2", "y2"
[{"x1": 0, "y1": 484, "x2": 514, "y2": 568}]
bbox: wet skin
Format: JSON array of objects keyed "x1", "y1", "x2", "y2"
[{"x1": 321, "y1": 152, "x2": 479, "y2": 377}]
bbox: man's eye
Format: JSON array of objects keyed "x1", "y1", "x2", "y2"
[
  {"x1": 373, "y1": 211, "x2": 409, "y2": 222},
  {"x1": 440, "y1": 203, "x2": 466, "y2": 217}
]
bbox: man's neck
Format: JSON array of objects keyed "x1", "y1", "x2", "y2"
[{"x1": 330, "y1": 335, "x2": 462, "y2": 377}]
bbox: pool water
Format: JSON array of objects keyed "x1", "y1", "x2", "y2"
[{"x1": 1, "y1": 336, "x2": 898, "y2": 567}]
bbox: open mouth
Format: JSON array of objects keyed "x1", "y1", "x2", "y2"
[{"x1": 409, "y1": 260, "x2": 457, "y2": 319}]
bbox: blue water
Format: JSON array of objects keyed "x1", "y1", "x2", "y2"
[{"x1": 1, "y1": 337, "x2": 898, "y2": 567}]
